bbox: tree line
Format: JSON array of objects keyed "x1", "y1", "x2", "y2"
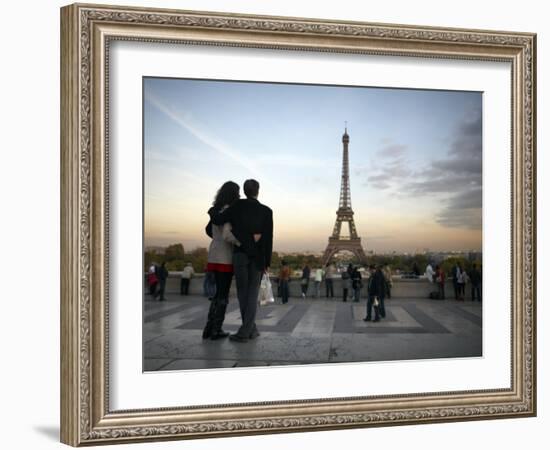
[{"x1": 145, "y1": 243, "x2": 481, "y2": 276}]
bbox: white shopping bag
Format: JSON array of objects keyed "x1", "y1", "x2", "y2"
[{"x1": 258, "y1": 273, "x2": 275, "y2": 306}]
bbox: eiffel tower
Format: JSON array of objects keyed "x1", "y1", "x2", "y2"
[{"x1": 322, "y1": 127, "x2": 367, "y2": 264}]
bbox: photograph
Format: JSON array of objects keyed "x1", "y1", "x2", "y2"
[{"x1": 142, "y1": 77, "x2": 484, "y2": 372}]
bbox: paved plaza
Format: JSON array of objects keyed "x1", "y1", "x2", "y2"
[{"x1": 143, "y1": 294, "x2": 482, "y2": 371}]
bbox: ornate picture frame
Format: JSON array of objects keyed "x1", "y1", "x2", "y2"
[{"x1": 60, "y1": 3, "x2": 536, "y2": 446}]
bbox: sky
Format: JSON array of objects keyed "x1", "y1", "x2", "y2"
[{"x1": 143, "y1": 77, "x2": 482, "y2": 253}]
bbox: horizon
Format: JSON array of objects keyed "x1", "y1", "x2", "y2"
[
  {"x1": 144, "y1": 77, "x2": 482, "y2": 254},
  {"x1": 144, "y1": 243, "x2": 483, "y2": 255}
]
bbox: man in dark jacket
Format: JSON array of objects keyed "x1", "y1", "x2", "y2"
[
  {"x1": 157, "y1": 262, "x2": 169, "y2": 302},
  {"x1": 351, "y1": 267, "x2": 362, "y2": 302},
  {"x1": 211, "y1": 179, "x2": 273, "y2": 342},
  {"x1": 469, "y1": 263, "x2": 482, "y2": 302},
  {"x1": 364, "y1": 265, "x2": 385, "y2": 322}
]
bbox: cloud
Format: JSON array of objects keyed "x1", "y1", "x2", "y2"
[
  {"x1": 368, "y1": 174, "x2": 386, "y2": 183},
  {"x1": 359, "y1": 142, "x2": 412, "y2": 191},
  {"x1": 449, "y1": 113, "x2": 482, "y2": 157},
  {"x1": 405, "y1": 172, "x2": 480, "y2": 195},
  {"x1": 377, "y1": 143, "x2": 408, "y2": 159},
  {"x1": 435, "y1": 186, "x2": 482, "y2": 229},
  {"x1": 364, "y1": 112, "x2": 483, "y2": 230},
  {"x1": 370, "y1": 180, "x2": 391, "y2": 190},
  {"x1": 404, "y1": 111, "x2": 482, "y2": 198},
  {"x1": 446, "y1": 187, "x2": 482, "y2": 209},
  {"x1": 431, "y1": 158, "x2": 481, "y2": 175},
  {"x1": 436, "y1": 206, "x2": 482, "y2": 229}
]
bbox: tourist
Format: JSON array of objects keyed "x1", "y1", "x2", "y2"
[
  {"x1": 202, "y1": 181, "x2": 241, "y2": 340},
  {"x1": 364, "y1": 264, "x2": 384, "y2": 322},
  {"x1": 211, "y1": 179, "x2": 273, "y2": 343},
  {"x1": 457, "y1": 263, "x2": 468, "y2": 301},
  {"x1": 452, "y1": 262, "x2": 461, "y2": 300},
  {"x1": 278, "y1": 260, "x2": 291, "y2": 304},
  {"x1": 147, "y1": 262, "x2": 160, "y2": 299},
  {"x1": 425, "y1": 262, "x2": 435, "y2": 283},
  {"x1": 314, "y1": 267, "x2": 324, "y2": 298},
  {"x1": 325, "y1": 263, "x2": 335, "y2": 298},
  {"x1": 469, "y1": 263, "x2": 482, "y2": 302},
  {"x1": 180, "y1": 262, "x2": 194, "y2": 295},
  {"x1": 341, "y1": 265, "x2": 351, "y2": 302},
  {"x1": 435, "y1": 265, "x2": 445, "y2": 300},
  {"x1": 157, "y1": 262, "x2": 169, "y2": 301},
  {"x1": 351, "y1": 266, "x2": 362, "y2": 302},
  {"x1": 382, "y1": 265, "x2": 392, "y2": 299},
  {"x1": 377, "y1": 265, "x2": 387, "y2": 318},
  {"x1": 300, "y1": 265, "x2": 310, "y2": 298}
]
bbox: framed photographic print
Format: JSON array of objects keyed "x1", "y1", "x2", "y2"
[{"x1": 60, "y1": 3, "x2": 536, "y2": 446}]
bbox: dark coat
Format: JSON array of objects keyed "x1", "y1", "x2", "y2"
[
  {"x1": 367, "y1": 269, "x2": 385, "y2": 297},
  {"x1": 351, "y1": 270, "x2": 362, "y2": 290},
  {"x1": 211, "y1": 198, "x2": 273, "y2": 270},
  {"x1": 157, "y1": 265, "x2": 169, "y2": 281},
  {"x1": 469, "y1": 268, "x2": 482, "y2": 286}
]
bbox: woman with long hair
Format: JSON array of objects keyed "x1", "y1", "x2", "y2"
[{"x1": 202, "y1": 181, "x2": 241, "y2": 340}]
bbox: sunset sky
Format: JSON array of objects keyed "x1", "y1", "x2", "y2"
[{"x1": 143, "y1": 77, "x2": 482, "y2": 253}]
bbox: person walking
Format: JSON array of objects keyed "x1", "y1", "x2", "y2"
[
  {"x1": 351, "y1": 266, "x2": 362, "y2": 302},
  {"x1": 314, "y1": 267, "x2": 324, "y2": 298},
  {"x1": 364, "y1": 265, "x2": 384, "y2": 322},
  {"x1": 212, "y1": 179, "x2": 273, "y2": 343},
  {"x1": 278, "y1": 260, "x2": 291, "y2": 304},
  {"x1": 469, "y1": 263, "x2": 482, "y2": 302},
  {"x1": 325, "y1": 263, "x2": 335, "y2": 298},
  {"x1": 157, "y1": 262, "x2": 169, "y2": 301},
  {"x1": 202, "y1": 181, "x2": 242, "y2": 340},
  {"x1": 300, "y1": 265, "x2": 310, "y2": 298},
  {"x1": 180, "y1": 262, "x2": 194, "y2": 295}
]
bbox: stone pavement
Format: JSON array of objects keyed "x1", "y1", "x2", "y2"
[{"x1": 143, "y1": 294, "x2": 482, "y2": 371}]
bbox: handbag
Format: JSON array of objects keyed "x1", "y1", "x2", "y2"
[{"x1": 258, "y1": 273, "x2": 275, "y2": 306}]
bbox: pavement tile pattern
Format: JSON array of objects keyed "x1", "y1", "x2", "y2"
[{"x1": 143, "y1": 294, "x2": 482, "y2": 371}]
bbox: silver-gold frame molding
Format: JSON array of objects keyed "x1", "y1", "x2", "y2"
[{"x1": 60, "y1": 3, "x2": 537, "y2": 446}]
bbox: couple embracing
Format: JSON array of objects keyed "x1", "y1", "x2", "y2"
[{"x1": 202, "y1": 179, "x2": 273, "y2": 343}]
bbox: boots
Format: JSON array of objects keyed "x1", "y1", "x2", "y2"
[
  {"x1": 202, "y1": 299, "x2": 217, "y2": 339},
  {"x1": 209, "y1": 299, "x2": 229, "y2": 340}
]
